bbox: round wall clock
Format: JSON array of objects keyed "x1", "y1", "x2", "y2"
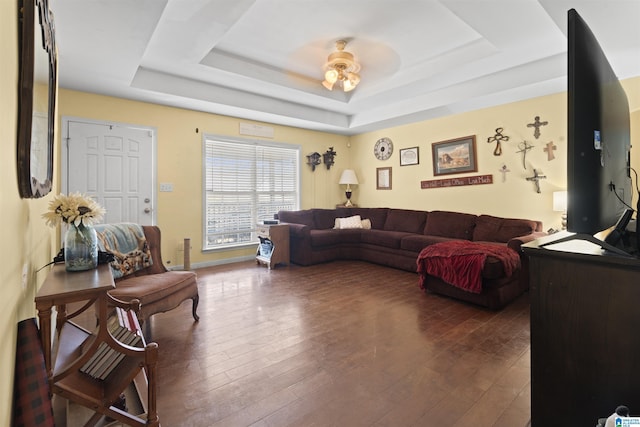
[{"x1": 374, "y1": 137, "x2": 393, "y2": 160}]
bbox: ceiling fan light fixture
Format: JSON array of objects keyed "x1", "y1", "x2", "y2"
[
  {"x1": 346, "y1": 72, "x2": 360, "y2": 89},
  {"x1": 324, "y1": 69, "x2": 339, "y2": 84},
  {"x1": 322, "y1": 79, "x2": 335, "y2": 90},
  {"x1": 322, "y1": 40, "x2": 361, "y2": 93},
  {"x1": 343, "y1": 79, "x2": 356, "y2": 92}
]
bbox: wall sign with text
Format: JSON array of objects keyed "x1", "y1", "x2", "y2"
[{"x1": 421, "y1": 174, "x2": 493, "y2": 189}]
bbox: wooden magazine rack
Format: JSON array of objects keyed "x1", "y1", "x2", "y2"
[{"x1": 35, "y1": 264, "x2": 159, "y2": 426}]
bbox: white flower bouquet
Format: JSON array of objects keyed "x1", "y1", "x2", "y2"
[{"x1": 43, "y1": 192, "x2": 106, "y2": 228}]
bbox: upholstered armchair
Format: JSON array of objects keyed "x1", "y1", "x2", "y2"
[{"x1": 98, "y1": 224, "x2": 199, "y2": 326}]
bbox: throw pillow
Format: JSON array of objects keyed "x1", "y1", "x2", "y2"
[
  {"x1": 334, "y1": 215, "x2": 363, "y2": 229},
  {"x1": 361, "y1": 218, "x2": 372, "y2": 229}
]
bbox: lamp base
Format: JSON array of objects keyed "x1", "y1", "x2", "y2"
[{"x1": 345, "y1": 190, "x2": 353, "y2": 207}]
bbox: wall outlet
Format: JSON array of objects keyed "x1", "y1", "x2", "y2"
[{"x1": 159, "y1": 183, "x2": 174, "y2": 192}]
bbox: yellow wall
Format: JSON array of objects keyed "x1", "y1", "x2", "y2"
[
  {"x1": 352, "y1": 78, "x2": 640, "y2": 230},
  {"x1": 1, "y1": 1, "x2": 58, "y2": 423},
  {"x1": 58, "y1": 77, "x2": 640, "y2": 269},
  {"x1": 57, "y1": 90, "x2": 350, "y2": 267},
  {"x1": 350, "y1": 92, "x2": 568, "y2": 229},
  {"x1": 3, "y1": 0, "x2": 639, "y2": 418}
]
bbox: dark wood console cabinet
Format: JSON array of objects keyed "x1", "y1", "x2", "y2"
[{"x1": 523, "y1": 233, "x2": 640, "y2": 426}]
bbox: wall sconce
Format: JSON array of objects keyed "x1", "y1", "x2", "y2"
[
  {"x1": 323, "y1": 147, "x2": 337, "y2": 170},
  {"x1": 306, "y1": 152, "x2": 321, "y2": 171},
  {"x1": 553, "y1": 190, "x2": 568, "y2": 229},
  {"x1": 339, "y1": 169, "x2": 359, "y2": 207}
]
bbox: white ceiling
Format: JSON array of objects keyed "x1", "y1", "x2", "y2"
[{"x1": 51, "y1": 0, "x2": 640, "y2": 136}]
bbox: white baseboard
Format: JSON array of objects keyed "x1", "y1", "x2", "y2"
[{"x1": 167, "y1": 254, "x2": 255, "y2": 271}]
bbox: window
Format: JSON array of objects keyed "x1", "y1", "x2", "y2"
[{"x1": 203, "y1": 135, "x2": 300, "y2": 250}]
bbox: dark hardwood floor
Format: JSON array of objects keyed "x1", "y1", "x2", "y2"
[{"x1": 145, "y1": 260, "x2": 531, "y2": 427}]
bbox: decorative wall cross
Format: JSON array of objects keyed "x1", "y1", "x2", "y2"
[
  {"x1": 487, "y1": 127, "x2": 510, "y2": 156},
  {"x1": 499, "y1": 164, "x2": 510, "y2": 182},
  {"x1": 526, "y1": 169, "x2": 547, "y2": 193},
  {"x1": 516, "y1": 141, "x2": 534, "y2": 169},
  {"x1": 527, "y1": 116, "x2": 548, "y2": 139},
  {"x1": 544, "y1": 141, "x2": 557, "y2": 161}
]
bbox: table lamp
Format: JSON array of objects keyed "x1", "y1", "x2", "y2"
[
  {"x1": 553, "y1": 190, "x2": 568, "y2": 230},
  {"x1": 339, "y1": 169, "x2": 359, "y2": 207}
]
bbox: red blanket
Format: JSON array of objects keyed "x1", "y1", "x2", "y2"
[{"x1": 416, "y1": 241, "x2": 520, "y2": 294}]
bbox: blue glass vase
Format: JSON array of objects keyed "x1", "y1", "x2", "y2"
[{"x1": 64, "y1": 223, "x2": 98, "y2": 271}]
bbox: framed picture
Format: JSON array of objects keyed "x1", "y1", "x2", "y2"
[
  {"x1": 399, "y1": 147, "x2": 419, "y2": 166},
  {"x1": 431, "y1": 135, "x2": 478, "y2": 176},
  {"x1": 376, "y1": 167, "x2": 392, "y2": 190}
]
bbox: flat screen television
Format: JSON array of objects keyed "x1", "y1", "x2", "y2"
[{"x1": 567, "y1": 9, "x2": 633, "y2": 242}]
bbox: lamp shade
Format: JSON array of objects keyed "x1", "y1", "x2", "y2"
[
  {"x1": 339, "y1": 169, "x2": 359, "y2": 185},
  {"x1": 553, "y1": 191, "x2": 567, "y2": 212}
]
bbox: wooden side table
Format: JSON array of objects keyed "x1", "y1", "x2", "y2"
[
  {"x1": 35, "y1": 264, "x2": 115, "y2": 379},
  {"x1": 256, "y1": 223, "x2": 290, "y2": 269},
  {"x1": 35, "y1": 264, "x2": 159, "y2": 426}
]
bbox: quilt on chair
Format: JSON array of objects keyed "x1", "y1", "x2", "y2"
[{"x1": 95, "y1": 223, "x2": 153, "y2": 279}]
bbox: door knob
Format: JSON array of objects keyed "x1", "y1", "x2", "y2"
[{"x1": 144, "y1": 208, "x2": 151, "y2": 213}]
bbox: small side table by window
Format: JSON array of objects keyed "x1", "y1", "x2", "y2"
[{"x1": 256, "y1": 223, "x2": 290, "y2": 269}]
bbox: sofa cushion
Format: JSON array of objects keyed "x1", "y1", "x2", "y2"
[
  {"x1": 309, "y1": 229, "x2": 341, "y2": 246},
  {"x1": 400, "y1": 235, "x2": 456, "y2": 252},
  {"x1": 340, "y1": 208, "x2": 389, "y2": 229},
  {"x1": 285, "y1": 223, "x2": 311, "y2": 239},
  {"x1": 424, "y1": 211, "x2": 476, "y2": 240},
  {"x1": 473, "y1": 214, "x2": 539, "y2": 243},
  {"x1": 383, "y1": 209, "x2": 428, "y2": 233},
  {"x1": 483, "y1": 255, "x2": 509, "y2": 279},
  {"x1": 334, "y1": 215, "x2": 363, "y2": 229},
  {"x1": 336, "y1": 228, "x2": 364, "y2": 244},
  {"x1": 278, "y1": 209, "x2": 315, "y2": 228},
  {"x1": 309, "y1": 228, "x2": 363, "y2": 246},
  {"x1": 360, "y1": 229, "x2": 411, "y2": 249},
  {"x1": 313, "y1": 209, "x2": 339, "y2": 230}
]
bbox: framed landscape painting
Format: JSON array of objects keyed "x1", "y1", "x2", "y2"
[{"x1": 432, "y1": 135, "x2": 477, "y2": 176}]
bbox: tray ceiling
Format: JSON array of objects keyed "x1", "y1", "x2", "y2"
[{"x1": 51, "y1": 0, "x2": 640, "y2": 135}]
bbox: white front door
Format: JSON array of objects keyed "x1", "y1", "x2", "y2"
[{"x1": 63, "y1": 119, "x2": 155, "y2": 225}]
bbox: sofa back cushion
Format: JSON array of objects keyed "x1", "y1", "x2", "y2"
[
  {"x1": 473, "y1": 214, "x2": 539, "y2": 242},
  {"x1": 424, "y1": 211, "x2": 477, "y2": 240},
  {"x1": 313, "y1": 209, "x2": 340, "y2": 230},
  {"x1": 338, "y1": 208, "x2": 389, "y2": 230},
  {"x1": 278, "y1": 209, "x2": 315, "y2": 228},
  {"x1": 383, "y1": 209, "x2": 428, "y2": 234}
]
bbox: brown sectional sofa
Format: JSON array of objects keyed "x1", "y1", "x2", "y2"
[{"x1": 277, "y1": 207, "x2": 545, "y2": 309}]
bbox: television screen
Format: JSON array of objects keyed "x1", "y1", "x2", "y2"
[{"x1": 567, "y1": 8, "x2": 632, "y2": 236}]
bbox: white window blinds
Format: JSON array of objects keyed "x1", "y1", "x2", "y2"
[{"x1": 203, "y1": 136, "x2": 299, "y2": 250}]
